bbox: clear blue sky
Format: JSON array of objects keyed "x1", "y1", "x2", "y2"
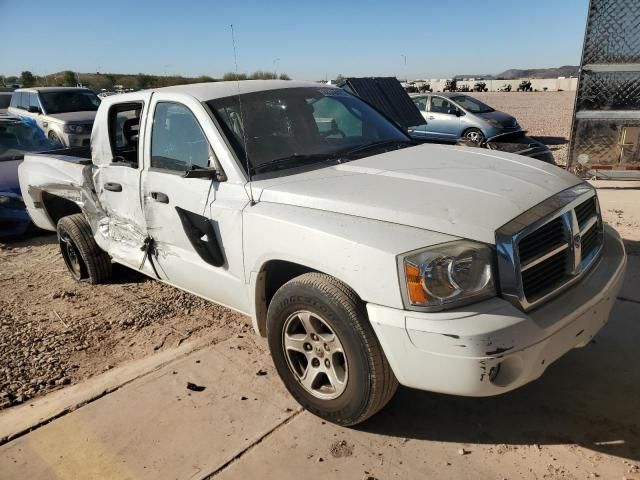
[{"x1": 0, "y1": 0, "x2": 589, "y2": 80}]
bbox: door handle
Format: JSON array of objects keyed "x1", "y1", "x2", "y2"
[
  {"x1": 427, "y1": 116, "x2": 435, "y2": 120},
  {"x1": 104, "y1": 182, "x2": 122, "y2": 192},
  {"x1": 150, "y1": 192, "x2": 169, "y2": 204}
]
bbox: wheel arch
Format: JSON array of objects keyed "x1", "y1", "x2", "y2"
[
  {"x1": 41, "y1": 191, "x2": 82, "y2": 226},
  {"x1": 252, "y1": 259, "x2": 365, "y2": 337}
]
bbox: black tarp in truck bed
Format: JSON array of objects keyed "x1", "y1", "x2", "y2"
[{"x1": 340, "y1": 77, "x2": 425, "y2": 130}]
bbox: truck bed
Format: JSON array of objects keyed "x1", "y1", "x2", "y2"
[{"x1": 30, "y1": 146, "x2": 93, "y2": 164}]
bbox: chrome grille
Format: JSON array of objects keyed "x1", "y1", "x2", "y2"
[{"x1": 496, "y1": 184, "x2": 604, "y2": 311}]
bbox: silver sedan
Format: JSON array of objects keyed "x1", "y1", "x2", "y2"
[{"x1": 409, "y1": 93, "x2": 521, "y2": 143}]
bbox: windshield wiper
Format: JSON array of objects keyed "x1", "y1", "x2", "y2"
[
  {"x1": 252, "y1": 153, "x2": 341, "y2": 174},
  {"x1": 339, "y1": 139, "x2": 414, "y2": 157}
]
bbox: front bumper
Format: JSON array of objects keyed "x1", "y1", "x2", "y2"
[{"x1": 367, "y1": 225, "x2": 627, "y2": 396}]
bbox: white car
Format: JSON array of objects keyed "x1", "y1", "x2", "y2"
[
  {"x1": 8, "y1": 87, "x2": 99, "y2": 147},
  {"x1": 18, "y1": 81, "x2": 627, "y2": 426}
]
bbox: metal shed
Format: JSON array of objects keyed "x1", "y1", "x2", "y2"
[{"x1": 569, "y1": 0, "x2": 640, "y2": 178}]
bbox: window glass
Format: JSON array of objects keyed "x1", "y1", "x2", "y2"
[
  {"x1": 413, "y1": 97, "x2": 427, "y2": 112},
  {"x1": 109, "y1": 102, "x2": 143, "y2": 166},
  {"x1": 207, "y1": 87, "x2": 410, "y2": 177},
  {"x1": 430, "y1": 97, "x2": 457, "y2": 115},
  {"x1": 310, "y1": 96, "x2": 363, "y2": 137},
  {"x1": 39, "y1": 90, "x2": 100, "y2": 114},
  {"x1": 449, "y1": 95, "x2": 494, "y2": 113},
  {"x1": 12, "y1": 92, "x2": 24, "y2": 109},
  {"x1": 29, "y1": 93, "x2": 40, "y2": 110},
  {"x1": 151, "y1": 102, "x2": 210, "y2": 172}
]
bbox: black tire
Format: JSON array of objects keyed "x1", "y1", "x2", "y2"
[
  {"x1": 57, "y1": 214, "x2": 112, "y2": 284},
  {"x1": 463, "y1": 128, "x2": 485, "y2": 143},
  {"x1": 267, "y1": 272, "x2": 398, "y2": 426}
]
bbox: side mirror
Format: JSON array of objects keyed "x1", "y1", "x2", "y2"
[
  {"x1": 28, "y1": 106, "x2": 41, "y2": 114},
  {"x1": 183, "y1": 166, "x2": 226, "y2": 182}
]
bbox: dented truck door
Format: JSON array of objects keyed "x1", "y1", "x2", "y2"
[
  {"x1": 140, "y1": 93, "x2": 250, "y2": 312},
  {"x1": 92, "y1": 93, "x2": 155, "y2": 270}
]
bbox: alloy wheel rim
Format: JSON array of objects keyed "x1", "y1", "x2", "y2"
[
  {"x1": 282, "y1": 310, "x2": 348, "y2": 400},
  {"x1": 467, "y1": 130, "x2": 483, "y2": 142}
]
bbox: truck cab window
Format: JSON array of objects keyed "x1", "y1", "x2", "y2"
[
  {"x1": 109, "y1": 102, "x2": 143, "y2": 167},
  {"x1": 151, "y1": 102, "x2": 210, "y2": 173}
]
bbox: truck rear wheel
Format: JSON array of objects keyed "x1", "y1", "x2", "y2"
[
  {"x1": 57, "y1": 214, "x2": 112, "y2": 284},
  {"x1": 267, "y1": 272, "x2": 398, "y2": 426}
]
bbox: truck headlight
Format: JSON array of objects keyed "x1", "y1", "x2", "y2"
[
  {"x1": 400, "y1": 240, "x2": 496, "y2": 310},
  {"x1": 63, "y1": 124, "x2": 85, "y2": 134}
]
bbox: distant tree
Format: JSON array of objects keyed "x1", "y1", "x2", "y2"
[
  {"x1": 62, "y1": 70, "x2": 77, "y2": 86},
  {"x1": 278, "y1": 73, "x2": 291, "y2": 80},
  {"x1": 135, "y1": 73, "x2": 153, "y2": 89},
  {"x1": 0, "y1": 75, "x2": 5, "y2": 86},
  {"x1": 20, "y1": 71, "x2": 36, "y2": 87},
  {"x1": 249, "y1": 70, "x2": 277, "y2": 80},
  {"x1": 91, "y1": 75, "x2": 114, "y2": 90},
  {"x1": 222, "y1": 72, "x2": 248, "y2": 81},
  {"x1": 194, "y1": 75, "x2": 216, "y2": 83},
  {"x1": 5, "y1": 76, "x2": 18, "y2": 85}
]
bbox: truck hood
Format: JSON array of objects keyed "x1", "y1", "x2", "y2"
[
  {"x1": 252, "y1": 144, "x2": 582, "y2": 244},
  {"x1": 45, "y1": 111, "x2": 97, "y2": 124}
]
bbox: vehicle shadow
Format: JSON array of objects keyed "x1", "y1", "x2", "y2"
[
  {"x1": 357, "y1": 300, "x2": 640, "y2": 461},
  {"x1": 0, "y1": 230, "x2": 57, "y2": 247},
  {"x1": 531, "y1": 136, "x2": 568, "y2": 145}
]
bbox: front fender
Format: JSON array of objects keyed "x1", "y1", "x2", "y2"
[{"x1": 243, "y1": 202, "x2": 458, "y2": 309}]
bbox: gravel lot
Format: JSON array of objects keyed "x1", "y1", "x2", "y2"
[
  {"x1": 0, "y1": 89, "x2": 606, "y2": 412},
  {"x1": 0, "y1": 235, "x2": 249, "y2": 409},
  {"x1": 469, "y1": 91, "x2": 576, "y2": 165}
]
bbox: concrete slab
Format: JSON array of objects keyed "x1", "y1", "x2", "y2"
[
  {"x1": 0, "y1": 338, "x2": 208, "y2": 444},
  {"x1": 216, "y1": 300, "x2": 640, "y2": 480},
  {"x1": 0, "y1": 336, "x2": 299, "y2": 480},
  {"x1": 619, "y1": 254, "x2": 640, "y2": 303}
]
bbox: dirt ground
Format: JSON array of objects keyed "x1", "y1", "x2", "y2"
[
  {"x1": 0, "y1": 235, "x2": 249, "y2": 408},
  {"x1": 471, "y1": 90, "x2": 576, "y2": 165}
]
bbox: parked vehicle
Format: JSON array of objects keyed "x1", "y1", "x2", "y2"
[
  {"x1": 19, "y1": 81, "x2": 626, "y2": 426},
  {"x1": 498, "y1": 84, "x2": 512, "y2": 92},
  {"x1": 473, "y1": 81, "x2": 488, "y2": 92},
  {"x1": 0, "y1": 113, "x2": 61, "y2": 237},
  {"x1": 456, "y1": 130, "x2": 556, "y2": 164},
  {"x1": 8, "y1": 87, "x2": 100, "y2": 147},
  {"x1": 517, "y1": 80, "x2": 533, "y2": 92},
  {"x1": 0, "y1": 92, "x2": 13, "y2": 113},
  {"x1": 409, "y1": 92, "x2": 521, "y2": 143},
  {"x1": 418, "y1": 83, "x2": 432, "y2": 93},
  {"x1": 443, "y1": 79, "x2": 458, "y2": 92}
]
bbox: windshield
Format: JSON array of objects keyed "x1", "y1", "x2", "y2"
[
  {"x1": 0, "y1": 94, "x2": 12, "y2": 109},
  {"x1": 39, "y1": 90, "x2": 100, "y2": 114},
  {"x1": 450, "y1": 95, "x2": 494, "y2": 113},
  {"x1": 207, "y1": 87, "x2": 411, "y2": 176},
  {"x1": 0, "y1": 121, "x2": 62, "y2": 161}
]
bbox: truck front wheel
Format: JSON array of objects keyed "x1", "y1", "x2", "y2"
[
  {"x1": 57, "y1": 214, "x2": 112, "y2": 284},
  {"x1": 267, "y1": 272, "x2": 398, "y2": 426}
]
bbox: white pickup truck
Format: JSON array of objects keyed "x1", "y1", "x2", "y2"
[{"x1": 19, "y1": 80, "x2": 627, "y2": 426}]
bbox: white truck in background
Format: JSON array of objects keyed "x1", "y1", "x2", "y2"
[{"x1": 19, "y1": 80, "x2": 627, "y2": 425}]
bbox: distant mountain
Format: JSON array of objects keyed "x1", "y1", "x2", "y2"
[
  {"x1": 451, "y1": 66, "x2": 579, "y2": 80},
  {"x1": 495, "y1": 65, "x2": 579, "y2": 79}
]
